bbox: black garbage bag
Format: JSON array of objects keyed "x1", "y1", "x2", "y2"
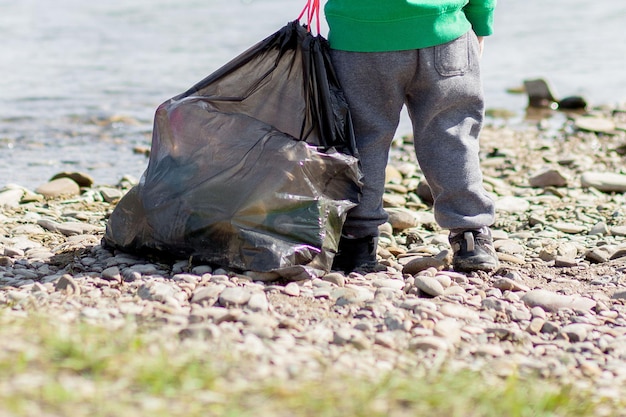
[{"x1": 103, "y1": 21, "x2": 362, "y2": 277}]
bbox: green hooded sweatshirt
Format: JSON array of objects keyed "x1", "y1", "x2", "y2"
[{"x1": 325, "y1": 0, "x2": 497, "y2": 52}]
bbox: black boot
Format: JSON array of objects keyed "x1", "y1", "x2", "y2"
[{"x1": 332, "y1": 235, "x2": 382, "y2": 273}]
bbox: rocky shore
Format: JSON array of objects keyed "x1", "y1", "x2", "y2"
[{"x1": 2, "y1": 105, "x2": 626, "y2": 408}]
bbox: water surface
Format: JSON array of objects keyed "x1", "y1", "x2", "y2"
[{"x1": 1, "y1": 0, "x2": 625, "y2": 189}]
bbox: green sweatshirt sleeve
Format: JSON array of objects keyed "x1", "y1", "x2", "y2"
[{"x1": 464, "y1": 0, "x2": 497, "y2": 36}]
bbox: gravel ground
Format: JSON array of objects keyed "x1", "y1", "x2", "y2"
[{"x1": 2, "y1": 105, "x2": 626, "y2": 405}]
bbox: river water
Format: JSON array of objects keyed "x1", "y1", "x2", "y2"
[{"x1": 1, "y1": 0, "x2": 625, "y2": 190}]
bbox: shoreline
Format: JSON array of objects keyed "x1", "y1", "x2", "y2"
[{"x1": 2, "y1": 103, "x2": 626, "y2": 412}]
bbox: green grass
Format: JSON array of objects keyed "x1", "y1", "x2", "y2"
[{"x1": 0, "y1": 310, "x2": 619, "y2": 417}]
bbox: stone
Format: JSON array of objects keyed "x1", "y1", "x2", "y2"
[
  {"x1": 402, "y1": 257, "x2": 445, "y2": 275},
  {"x1": 247, "y1": 292, "x2": 269, "y2": 312},
  {"x1": 0, "y1": 188, "x2": 24, "y2": 207},
  {"x1": 521, "y1": 289, "x2": 596, "y2": 312},
  {"x1": 574, "y1": 116, "x2": 616, "y2": 134},
  {"x1": 589, "y1": 222, "x2": 610, "y2": 236},
  {"x1": 474, "y1": 344, "x2": 505, "y2": 357},
  {"x1": 492, "y1": 277, "x2": 530, "y2": 292},
  {"x1": 434, "y1": 318, "x2": 462, "y2": 344},
  {"x1": 410, "y1": 336, "x2": 449, "y2": 352},
  {"x1": 385, "y1": 165, "x2": 403, "y2": 183},
  {"x1": 334, "y1": 287, "x2": 374, "y2": 306},
  {"x1": 283, "y1": 282, "x2": 301, "y2": 297},
  {"x1": 54, "y1": 274, "x2": 81, "y2": 295},
  {"x1": 434, "y1": 274, "x2": 452, "y2": 289},
  {"x1": 559, "y1": 323, "x2": 589, "y2": 342},
  {"x1": 526, "y1": 317, "x2": 545, "y2": 335},
  {"x1": 101, "y1": 266, "x2": 122, "y2": 282},
  {"x1": 373, "y1": 278, "x2": 405, "y2": 291},
  {"x1": 611, "y1": 290, "x2": 626, "y2": 300},
  {"x1": 493, "y1": 240, "x2": 525, "y2": 256},
  {"x1": 551, "y1": 222, "x2": 587, "y2": 234},
  {"x1": 219, "y1": 287, "x2": 252, "y2": 307},
  {"x1": 35, "y1": 178, "x2": 80, "y2": 198},
  {"x1": 50, "y1": 171, "x2": 94, "y2": 188},
  {"x1": 191, "y1": 285, "x2": 225, "y2": 304},
  {"x1": 323, "y1": 272, "x2": 345, "y2": 287},
  {"x1": 413, "y1": 275, "x2": 445, "y2": 297},
  {"x1": 385, "y1": 208, "x2": 418, "y2": 230},
  {"x1": 495, "y1": 196, "x2": 530, "y2": 213},
  {"x1": 529, "y1": 169, "x2": 567, "y2": 188},
  {"x1": 554, "y1": 256, "x2": 578, "y2": 267},
  {"x1": 581, "y1": 172, "x2": 626, "y2": 193},
  {"x1": 585, "y1": 246, "x2": 615, "y2": 263},
  {"x1": 99, "y1": 187, "x2": 124, "y2": 203},
  {"x1": 138, "y1": 282, "x2": 177, "y2": 303}
]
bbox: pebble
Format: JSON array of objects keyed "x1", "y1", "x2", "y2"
[
  {"x1": 581, "y1": 172, "x2": 626, "y2": 193},
  {"x1": 219, "y1": 287, "x2": 252, "y2": 307},
  {"x1": 521, "y1": 289, "x2": 596, "y2": 312},
  {"x1": 35, "y1": 178, "x2": 80, "y2": 198},
  {"x1": 413, "y1": 275, "x2": 445, "y2": 297}
]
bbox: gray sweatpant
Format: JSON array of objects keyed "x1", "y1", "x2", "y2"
[{"x1": 330, "y1": 31, "x2": 496, "y2": 239}]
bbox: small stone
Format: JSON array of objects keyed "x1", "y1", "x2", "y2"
[
  {"x1": 611, "y1": 290, "x2": 626, "y2": 300},
  {"x1": 589, "y1": 222, "x2": 609, "y2": 236},
  {"x1": 35, "y1": 178, "x2": 80, "y2": 198},
  {"x1": 474, "y1": 344, "x2": 505, "y2": 357},
  {"x1": 334, "y1": 287, "x2": 374, "y2": 306},
  {"x1": 385, "y1": 208, "x2": 418, "y2": 230},
  {"x1": 374, "y1": 333, "x2": 397, "y2": 349},
  {"x1": 526, "y1": 317, "x2": 545, "y2": 335},
  {"x1": 191, "y1": 285, "x2": 224, "y2": 305},
  {"x1": 50, "y1": 171, "x2": 94, "y2": 188},
  {"x1": 492, "y1": 277, "x2": 530, "y2": 292},
  {"x1": 521, "y1": 289, "x2": 596, "y2": 312},
  {"x1": 402, "y1": 257, "x2": 445, "y2": 275},
  {"x1": 585, "y1": 246, "x2": 614, "y2": 263},
  {"x1": 439, "y1": 303, "x2": 479, "y2": 321},
  {"x1": 101, "y1": 266, "x2": 122, "y2": 282},
  {"x1": 434, "y1": 318, "x2": 462, "y2": 344},
  {"x1": 247, "y1": 292, "x2": 269, "y2": 312},
  {"x1": 574, "y1": 116, "x2": 616, "y2": 134},
  {"x1": 99, "y1": 187, "x2": 124, "y2": 203},
  {"x1": 529, "y1": 169, "x2": 567, "y2": 188},
  {"x1": 554, "y1": 256, "x2": 578, "y2": 267},
  {"x1": 581, "y1": 172, "x2": 626, "y2": 193},
  {"x1": 283, "y1": 282, "x2": 301, "y2": 297},
  {"x1": 551, "y1": 222, "x2": 587, "y2": 234},
  {"x1": 218, "y1": 287, "x2": 251, "y2": 307},
  {"x1": 414, "y1": 275, "x2": 445, "y2": 297},
  {"x1": 495, "y1": 196, "x2": 530, "y2": 213},
  {"x1": 138, "y1": 282, "x2": 177, "y2": 303},
  {"x1": 540, "y1": 321, "x2": 560, "y2": 335},
  {"x1": 434, "y1": 274, "x2": 452, "y2": 289},
  {"x1": 559, "y1": 323, "x2": 589, "y2": 342},
  {"x1": 322, "y1": 272, "x2": 345, "y2": 287},
  {"x1": 410, "y1": 336, "x2": 449, "y2": 352},
  {"x1": 373, "y1": 278, "x2": 405, "y2": 291},
  {"x1": 0, "y1": 188, "x2": 24, "y2": 208},
  {"x1": 54, "y1": 274, "x2": 81, "y2": 295}
]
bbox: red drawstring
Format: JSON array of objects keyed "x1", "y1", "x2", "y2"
[{"x1": 297, "y1": 0, "x2": 321, "y2": 34}]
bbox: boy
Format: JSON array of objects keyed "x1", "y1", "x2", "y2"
[{"x1": 326, "y1": 0, "x2": 499, "y2": 273}]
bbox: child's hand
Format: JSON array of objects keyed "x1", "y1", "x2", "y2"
[{"x1": 476, "y1": 36, "x2": 484, "y2": 57}]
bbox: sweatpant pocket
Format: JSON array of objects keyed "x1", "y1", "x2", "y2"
[{"x1": 434, "y1": 31, "x2": 470, "y2": 76}]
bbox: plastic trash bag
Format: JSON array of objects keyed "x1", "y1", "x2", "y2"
[{"x1": 103, "y1": 21, "x2": 362, "y2": 278}]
